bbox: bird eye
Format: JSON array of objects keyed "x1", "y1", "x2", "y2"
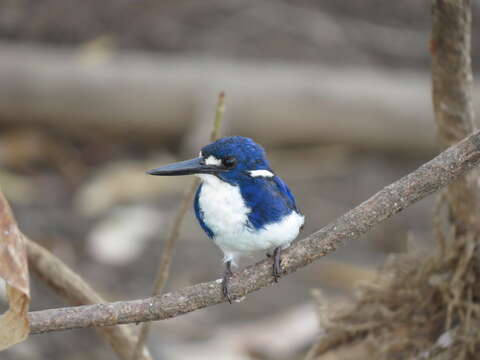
[{"x1": 223, "y1": 156, "x2": 237, "y2": 169}]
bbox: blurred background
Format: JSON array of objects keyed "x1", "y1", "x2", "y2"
[{"x1": 1, "y1": 1, "x2": 480, "y2": 359}]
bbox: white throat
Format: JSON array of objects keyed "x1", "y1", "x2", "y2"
[{"x1": 196, "y1": 174, "x2": 250, "y2": 261}]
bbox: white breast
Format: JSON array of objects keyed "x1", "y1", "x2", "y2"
[{"x1": 197, "y1": 174, "x2": 304, "y2": 265}]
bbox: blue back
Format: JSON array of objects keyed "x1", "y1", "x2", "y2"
[{"x1": 238, "y1": 174, "x2": 298, "y2": 230}]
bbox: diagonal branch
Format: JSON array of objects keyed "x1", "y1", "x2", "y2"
[
  {"x1": 28, "y1": 130, "x2": 480, "y2": 334},
  {"x1": 25, "y1": 237, "x2": 152, "y2": 360}
]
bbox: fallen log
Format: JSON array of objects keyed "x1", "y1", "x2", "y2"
[{"x1": 1, "y1": 43, "x2": 476, "y2": 153}]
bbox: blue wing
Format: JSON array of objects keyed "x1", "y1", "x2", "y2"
[
  {"x1": 272, "y1": 176, "x2": 298, "y2": 212},
  {"x1": 240, "y1": 175, "x2": 300, "y2": 230}
]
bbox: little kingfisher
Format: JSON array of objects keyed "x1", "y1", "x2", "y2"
[{"x1": 147, "y1": 136, "x2": 304, "y2": 302}]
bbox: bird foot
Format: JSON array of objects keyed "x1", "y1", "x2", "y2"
[
  {"x1": 272, "y1": 246, "x2": 282, "y2": 282},
  {"x1": 223, "y1": 261, "x2": 234, "y2": 304}
]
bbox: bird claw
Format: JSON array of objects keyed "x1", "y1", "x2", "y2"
[
  {"x1": 223, "y1": 261, "x2": 234, "y2": 304},
  {"x1": 222, "y1": 276, "x2": 232, "y2": 304},
  {"x1": 272, "y1": 246, "x2": 282, "y2": 282}
]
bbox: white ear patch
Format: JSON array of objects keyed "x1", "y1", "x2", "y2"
[
  {"x1": 205, "y1": 155, "x2": 222, "y2": 166},
  {"x1": 249, "y1": 170, "x2": 274, "y2": 177}
]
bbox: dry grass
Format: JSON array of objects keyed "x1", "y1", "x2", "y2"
[{"x1": 310, "y1": 226, "x2": 480, "y2": 359}]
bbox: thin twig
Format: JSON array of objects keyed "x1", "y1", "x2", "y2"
[
  {"x1": 130, "y1": 91, "x2": 226, "y2": 359},
  {"x1": 28, "y1": 130, "x2": 480, "y2": 334},
  {"x1": 210, "y1": 91, "x2": 225, "y2": 142},
  {"x1": 25, "y1": 237, "x2": 152, "y2": 360},
  {"x1": 129, "y1": 184, "x2": 196, "y2": 359}
]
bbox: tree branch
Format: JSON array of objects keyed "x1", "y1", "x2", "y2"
[
  {"x1": 25, "y1": 237, "x2": 152, "y2": 360},
  {"x1": 432, "y1": 0, "x2": 474, "y2": 145},
  {"x1": 28, "y1": 130, "x2": 480, "y2": 334},
  {"x1": 431, "y1": 0, "x2": 480, "y2": 236}
]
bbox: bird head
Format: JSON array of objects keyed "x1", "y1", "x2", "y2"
[{"x1": 147, "y1": 136, "x2": 272, "y2": 183}]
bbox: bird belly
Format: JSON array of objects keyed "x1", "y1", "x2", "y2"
[
  {"x1": 214, "y1": 211, "x2": 304, "y2": 265},
  {"x1": 197, "y1": 175, "x2": 304, "y2": 265}
]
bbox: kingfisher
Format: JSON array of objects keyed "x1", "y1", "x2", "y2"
[{"x1": 147, "y1": 136, "x2": 304, "y2": 302}]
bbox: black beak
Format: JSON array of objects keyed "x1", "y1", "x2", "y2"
[{"x1": 147, "y1": 157, "x2": 225, "y2": 176}]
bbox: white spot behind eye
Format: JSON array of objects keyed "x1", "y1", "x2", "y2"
[
  {"x1": 249, "y1": 170, "x2": 274, "y2": 177},
  {"x1": 205, "y1": 155, "x2": 222, "y2": 166},
  {"x1": 199, "y1": 151, "x2": 203, "y2": 157}
]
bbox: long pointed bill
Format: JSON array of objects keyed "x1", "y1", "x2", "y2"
[{"x1": 147, "y1": 157, "x2": 225, "y2": 176}]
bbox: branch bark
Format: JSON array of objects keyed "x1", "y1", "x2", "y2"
[
  {"x1": 432, "y1": 0, "x2": 480, "y2": 235},
  {"x1": 27, "y1": 130, "x2": 480, "y2": 334},
  {"x1": 432, "y1": 0, "x2": 474, "y2": 145}
]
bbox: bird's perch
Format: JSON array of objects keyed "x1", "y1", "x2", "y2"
[{"x1": 28, "y1": 130, "x2": 480, "y2": 334}]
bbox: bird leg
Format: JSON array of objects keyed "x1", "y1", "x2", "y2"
[
  {"x1": 272, "y1": 246, "x2": 282, "y2": 282},
  {"x1": 223, "y1": 260, "x2": 234, "y2": 304}
]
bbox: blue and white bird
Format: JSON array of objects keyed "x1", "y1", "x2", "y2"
[{"x1": 147, "y1": 136, "x2": 304, "y2": 302}]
